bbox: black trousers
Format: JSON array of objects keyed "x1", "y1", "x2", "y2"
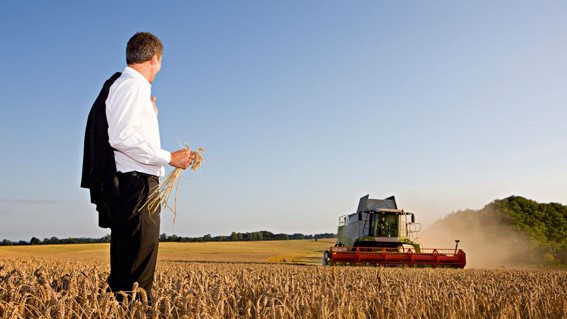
[{"x1": 108, "y1": 172, "x2": 160, "y2": 296}]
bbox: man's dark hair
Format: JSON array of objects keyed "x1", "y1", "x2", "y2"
[{"x1": 126, "y1": 32, "x2": 163, "y2": 65}]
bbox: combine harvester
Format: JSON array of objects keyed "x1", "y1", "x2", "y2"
[{"x1": 323, "y1": 195, "x2": 466, "y2": 268}]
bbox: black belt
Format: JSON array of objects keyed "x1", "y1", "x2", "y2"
[{"x1": 117, "y1": 171, "x2": 157, "y2": 179}]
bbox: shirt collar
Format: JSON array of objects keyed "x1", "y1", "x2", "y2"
[{"x1": 123, "y1": 66, "x2": 151, "y2": 85}]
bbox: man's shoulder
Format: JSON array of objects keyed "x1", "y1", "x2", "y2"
[{"x1": 112, "y1": 73, "x2": 150, "y2": 91}]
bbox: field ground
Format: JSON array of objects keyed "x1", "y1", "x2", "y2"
[
  {"x1": 1, "y1": 240, "x2": 566, "y2": 318},
  {"x1": 0, "y1": 239, "x2": 335, "y2": 265}
]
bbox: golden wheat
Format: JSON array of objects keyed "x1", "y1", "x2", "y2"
[{"x1": 0, "y1": 257, "x2": 565, "y2": 319}]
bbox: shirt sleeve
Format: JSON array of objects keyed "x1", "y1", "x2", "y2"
[{"x1": 107, "y1": 80, "x2": 171, "y2": 166}]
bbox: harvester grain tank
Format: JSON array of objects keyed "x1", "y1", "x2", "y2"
[{"x1": 323, "y1": 195, "x2": 466, "y2": 268}]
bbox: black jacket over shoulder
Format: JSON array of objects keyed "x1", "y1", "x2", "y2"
[{"x1": 81, "y1": 72, "x2": 121, "y2": 228}]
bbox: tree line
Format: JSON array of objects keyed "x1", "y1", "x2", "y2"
[
  {"x1": 493, "y1": 196, "x2": 567, "y2": 264},
  {"x1": 426, "y1": 195, "x2": 567, "y2": 265},
  {"x1": 0, "y1": 231, "x2": 336, "y2": 246}
]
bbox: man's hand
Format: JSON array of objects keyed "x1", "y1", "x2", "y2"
[
  {"x1": 151, "y1": 96, "x2": 158, "y2": 116},
  {"x1": 169, "y1": 149, "x2": 195, "y2": 169}
]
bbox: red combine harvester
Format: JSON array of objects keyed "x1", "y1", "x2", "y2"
[{"x1": 323, "y1": 195, "x2": 466, "y2": 268}]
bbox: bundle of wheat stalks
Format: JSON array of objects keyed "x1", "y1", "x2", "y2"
[{"x1": 140, "y1": 144, "x2": 205, "y2": 222}]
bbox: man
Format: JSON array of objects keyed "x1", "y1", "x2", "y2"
[
  {"x1": 86, "y1": 32, "x2": 192, "y2": 301},
  {"x1": 377, "y1": 215, "x2": 391, "y2": 237}
]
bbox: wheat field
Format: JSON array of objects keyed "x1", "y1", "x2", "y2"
[{"x1": 1, "y1": 256, "x2": 566, "y2": 319}]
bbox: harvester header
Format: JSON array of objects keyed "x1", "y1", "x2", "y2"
[{"x1": 323, "y1": 195, "x2": 466, "y2": 268}]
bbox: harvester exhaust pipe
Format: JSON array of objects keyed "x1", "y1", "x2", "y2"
[{"x1": 454, "y1": 240, "x2": 460, "y2": 254}]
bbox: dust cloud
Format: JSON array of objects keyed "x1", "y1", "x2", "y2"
[{"x1": 418, "y1": 206, "x2": 537, "y2": 268}]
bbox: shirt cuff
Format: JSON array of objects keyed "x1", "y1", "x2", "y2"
[{"x1": 154, "y1": 149, "x2": 172, "y2": 166}]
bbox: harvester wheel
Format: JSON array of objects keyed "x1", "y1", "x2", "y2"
[{"x1": 323, "y1": 250, "x2": 331, "y2": 266}]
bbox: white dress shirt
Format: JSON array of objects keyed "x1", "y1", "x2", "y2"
[{"x1": 106, "y1": 67, "x2": 171, "y2": 177}]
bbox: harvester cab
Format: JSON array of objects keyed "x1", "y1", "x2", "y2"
[
  {"x1": 324, "y1": 195, "x2": 466, "y2": 268},
  {"x1": 336, "y1": 195, "x2": 422, "y2": 251}
]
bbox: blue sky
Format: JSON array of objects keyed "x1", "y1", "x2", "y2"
[{"x1": 0, "y1": 1, "x2": 565, "y2": 241}]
